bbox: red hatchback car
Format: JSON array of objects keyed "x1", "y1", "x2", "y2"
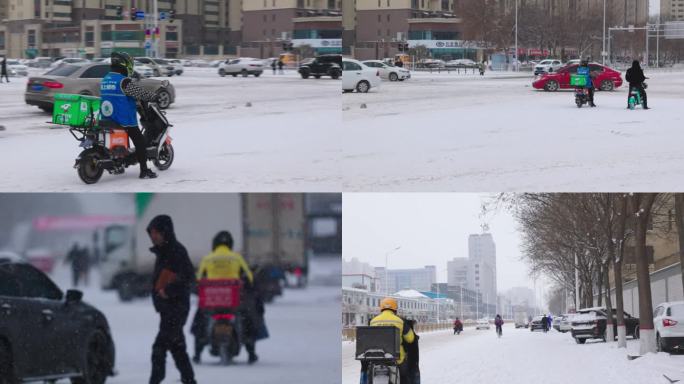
[{"x1": 533, "y1": 63, "x2": 623, "y2": 92}]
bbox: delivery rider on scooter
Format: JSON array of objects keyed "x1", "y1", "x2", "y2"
[
  {"x1": 191, "y1": 231, "x2": 260, "y2": 364},
  {"x1": 360, "y1": 298, "x2": 416, "y2": 384},
  {"x1": 100, "y1": 51, "x2": 159, "y2": 179}
]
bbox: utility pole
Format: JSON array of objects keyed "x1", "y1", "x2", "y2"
[
  {"x1": 514, "y1": 0, "x2": 518, "y2": 72},
  {"x1": 460, "y1": 285, "x2": 463, "y2": 319},
  {"x1": 602, "y1": 0, "x2": 606, "y2": 65},
  {"x1": 153, "y1": 0, "x2": 159, "y2": 57},
  {"x1": 575, "y1": 252, "x2": 580, "y2": 310}
]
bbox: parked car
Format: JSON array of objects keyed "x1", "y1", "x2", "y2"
[
  {"x1": 475, "y1": 319, "x2": 491, "y2": 330},
  {"x1": 361, "y1": 60, "x2": 410, "y2": 82},
  {"x1": 5, "y1": 59, "x2": 29, "y2": 76},
  {"x1": 166, "y1": 59, "x2": 184, "y2": 75},
  {"x1": 530, "y1": 316, "x2": 547, "y2": 331},
  {"x1": 50, "y1": 58, "x2": 90, "y2": 68},
  {"x1": 26, "y1": 57, "x2": 54, "y2": 68},
  {"x1": 534, "y1": 59, "x2": 564, "y2": 75},
  {"x1": 553, "y1": 316, "x2": 563, "y2": 331},
  {"x1": 654, "y1": 302, "x2": 684, "y2": 352},
  {"x1": 0, "y1": 260, "x2": 116, "y2": 383},
  {"x1": 134, "y1": 60, "x2": 155, "y2": 78},
  {"x1": 571, "y1": 307, "x2": 639, "y2": 344},
  {"x1": 218, "y1": 58, "x2": 264, "y2": 77},
  {"x1": 559, "y1": 314, "x2": 574, "y2": 333},
  {"x1": 135, "y1": 57, "x2": 175, "y2": 77},
  {"x1": 342, "y1": 58, "x2": 381, "y2": 93},
  {"x1": 25, "y1": 63, "x2": 176, "y2": 111},
  {"x1": 533, "y1": 63, "x2": 623, "y2": 92},
  {"x1": 298, "y1": 54, "x2": 342, "y2": 79},
  {"x1": 190, "y1": 59, "x2": 210, "y2": 67},
  {"x1": 445, "y1": 59, "x2": 478, "y2": 68}
]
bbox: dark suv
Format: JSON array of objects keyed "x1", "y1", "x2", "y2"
[
  {"x1": 298, "y1": 54, "x2": 342, "y2": 79},
  {"x1": 0, "y1": 261, "x2": 116, "y2": 384},
  {"x1": 571, "y1": 307, "x2": 640, "y2": 344}
]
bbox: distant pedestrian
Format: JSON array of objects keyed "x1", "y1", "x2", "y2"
[
  {"x1": 495, "y1": 314, "x2": 503, "y2": 337},
  {"x1": 479, "y1": 60, "x2": 486, "y2": 76},
  {"x1": 547, "y1": 314, "x2": 553, "y2": 332},
  {"x1": 395, "y1": 59, "x2": 404, "y2": 68},
  {"x1": 1, "y1": 56, "x2": 9, "y2": 83},
  {"x1": 64, "y1": 242, "x2": 90, "y2": 287},
  {"x1": 271, "y1": 59, "x2": 277, "y2": 75},
  {"x1": 453, "y1": 318, "x2": 463, "y2": 335},
  {"x1": 277, "y1": 59, "x2": 284, "y2": 74},
  {"x1": 541, "y1": 314, "x2": 549, "y2": 332},
  {"x1": 147, "y1": 215, "x2": 197, "y2": 384}
]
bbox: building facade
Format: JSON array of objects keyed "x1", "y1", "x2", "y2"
[
  {"x1": 344, "y1": 0, "x2": 469, "y2": 60},
  {"x1": 0, "y1": 0, "x2": 341, "y2": 58},
  {"x1": 374, "y1": 265, "x2": 437, "y2": 294},
  {"x1": 468, "y1": 233, "x2": 497, "y2": 311},
  {"x1": 662, "y1": 0, "x2": 684, "y2": 21}
]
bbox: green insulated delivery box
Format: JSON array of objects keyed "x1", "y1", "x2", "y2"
[
  {"x1": 52, "y1": 93, "x2": 101, "y2": 127},
  {"x1": 569, "y1": 74, "x2": 588, "y2": 87}
]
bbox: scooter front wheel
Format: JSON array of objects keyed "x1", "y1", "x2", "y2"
[
  {"x1": 153, "y1": 143, "x2": 174, "y2": 171},
  {"x1": 77, "y1": 148, "x2": 104, "y2": 184}
]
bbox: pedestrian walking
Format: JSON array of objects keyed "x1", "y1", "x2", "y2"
[
  {"x1": 495, "y1": 314, "x2": 503, "y2": 337},
  {"x1": 1, "y1": 56, "x2": 9, "y2": 83},
  {"x1": 277, "y1": 59, "x2": 284, "y2": 75},
  {"x1": 271, "y1": 59, "x2": 277, "y2": 75},
  {"x1": 147, "y1": 215, "x2": 197, "y2": 384},
  {"x1": 541, "y1": 314, "x2": 549, "y2": 333}
]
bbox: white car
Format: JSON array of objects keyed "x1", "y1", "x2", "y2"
[
  {"x1": 190, "y1": 59, "x2": 210, "y2": 67},
  {"x1": 5, "y1": 59, "x2": 29, "y2": 76},
  {"x1": 654, "y1": 302, "x2": 684, "y2": 352},
  {"x1": 559, "y1": 314, "x2": 574, "y2": 333},
  {"x1": 361, "y1": 60, "x2": 410, "y2": 82},
  {"x1": 534, "y1": 59, "x2": 564, "y2": 75},
  {"x1": 218, "y1": 58, "x2": 264, "y2": 77},
  {"x1": 342, "y1": 58, "x2": 381, "y2": 93},
  {"x1": 134, "y1": 61, "x2": 154, "y2": 78},
  {"x1": 475, "y1": 319, "x2": 491, "y2": 330},
  {"x1": 51, "y1": 58, "x2": 90, "y2": 68},
  {"x1": 445, "y1": 59, "x2": 478, "y2": 68},
  {"x1": 135, "y1": 57, "x2": 174, "y2": 77},
  {"x1": 166, "y1": 59, "x2": 184, "y2": 75}
]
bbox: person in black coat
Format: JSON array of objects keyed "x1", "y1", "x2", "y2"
[
  {"x1": 403, "y1": 319, "x2": 420, "y2": 384},
  {"x1": 1, "y1": 57, "x2": 9, "y2": 83},
  {"x1": 625, "y1": 60, "x2": 648, "y2": 109},
  {"x1": 147, "y1": 215, "x2": 197, "y2": 384}
]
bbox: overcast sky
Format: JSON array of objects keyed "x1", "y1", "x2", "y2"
[
  {"x1": 343, "y1": 193, "x2": 543, "y2": 293},
  {"x1": 652, "y1": 0, "x2": 660, "y2": 15}
]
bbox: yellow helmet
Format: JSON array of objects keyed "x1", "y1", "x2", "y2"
[{"x1": 380, "y1": 297, "x2": 398, "y2": 312}]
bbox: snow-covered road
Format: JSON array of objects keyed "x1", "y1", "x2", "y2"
[
  {"x1": 0, "y1": 68, "x2": 341, "y2": 191},
  {"x1": 342, "y1": 70, "x2": 684, "y2": 191},
  {"x1": 342, "y1": 324, "x2": 684, "y2": 384},
  {"x1": 48, "y1": 256, "x2": 341, "y2": 383}
]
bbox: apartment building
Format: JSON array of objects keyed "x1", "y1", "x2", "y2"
[
  {"x1": 240, "y1": 0, "x2": 341, "y2": 58},
  {"x1": 661, "y1": 0, "x2": 684, "y2": 21},
  {"x1": 344, "y1": 0, "x2": 467, "y2": 60},
  {"x1": 374, "y1": 265, "x2": 437, "y2": 294}
]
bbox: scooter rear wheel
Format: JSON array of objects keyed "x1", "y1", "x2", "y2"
[
  {"x1": 153, "y1": 143, "x2": 174, "y2": 171},
  {"x1": 77, "y1": 148, "x2": 104, "y2": 184}
]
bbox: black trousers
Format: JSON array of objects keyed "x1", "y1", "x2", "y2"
[
  {"x1": 1, "y1": 72, "x2": 8, "y2": 82},
  {"x1": 125, "y1": 125, "x2": 149, "y2": 171},
  {"x1": 587, "y1": 87, "x2": 595, "y2": 103},
  {"x1": 628, "y1": 84, "x2": 647, "y2": 107},
  {"x1": 150, "y1": 310, "x2": 195, "y2": 384}
]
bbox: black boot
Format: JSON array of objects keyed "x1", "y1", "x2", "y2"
[
  {"x1": 140, "y1": 168, "x2": 157, "y2": 179},
  {"x1": 248, "y1": 352, "x2": 258, "y2": 364}
]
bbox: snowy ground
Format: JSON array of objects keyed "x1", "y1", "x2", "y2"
[
  {"x1": 47, "y1": 256, "x2": 341, "y2": 383},
  {"x1": 0, "y1": 67, "x2": 341, "y2": 192},
  {"x1": 342, "y1": 70, "x2": 684, "y2": 191},
  {"x1": 342, "y1": 324, "x2": 684, "y2": 384}
]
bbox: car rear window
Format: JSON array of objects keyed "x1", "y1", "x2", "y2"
[
  {"x1": 81, "y1": 65, "x2": 110, "y2": 78},
  {"x1": 45, "y1": 65, "x2": 80, "y2": 77},
  {"x1": 670, "y1": 304, "x2": 684, "y2": 317}
]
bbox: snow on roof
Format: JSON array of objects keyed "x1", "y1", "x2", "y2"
[{"x1": 394, "y1": 289, "x2": 429, "y2": 299}]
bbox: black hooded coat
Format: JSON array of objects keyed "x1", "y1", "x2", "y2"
[{"x1": 148, "y1": 215, "x2": 195, "y2": 315}]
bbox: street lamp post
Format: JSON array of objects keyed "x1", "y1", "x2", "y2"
[
  {"x1": 514, "y1": 0, "x2": 518, "y2": 72},
  {"x1": 602, "y1": 0, "x2": 606, "y2": 65}
]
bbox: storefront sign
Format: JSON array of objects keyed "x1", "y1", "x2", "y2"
[
  {"x1": 292, "y1": 38, "x2": 342, "y2": 49},
  {"x1": 408, "y1": 40, "x2": 481, "y2": 49}
]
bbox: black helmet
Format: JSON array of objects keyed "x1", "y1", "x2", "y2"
[
  {"x1": 212, "y1": 231, "x2": 234, "y2": 250},
  {"x1": 111, "y1": 51, "x2": 134, "y2": 77}
]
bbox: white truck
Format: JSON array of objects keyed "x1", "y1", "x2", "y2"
[
  {"x1": 98, "y1": 193, "x2": 307, "y2": 301},
  {"x1": 514, "y1": 310, "x2": 529, "y2": 328}
]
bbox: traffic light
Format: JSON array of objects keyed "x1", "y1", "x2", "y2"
[
  {"x1": 169, "y1": 9, "x2": 175, "y2": 23},
  {"x1": 131, "y1": 7, "x2": 137, "y2": 21},
  {"x1": 116, "y1": 6, "x2": 123, "y2": 19}
]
